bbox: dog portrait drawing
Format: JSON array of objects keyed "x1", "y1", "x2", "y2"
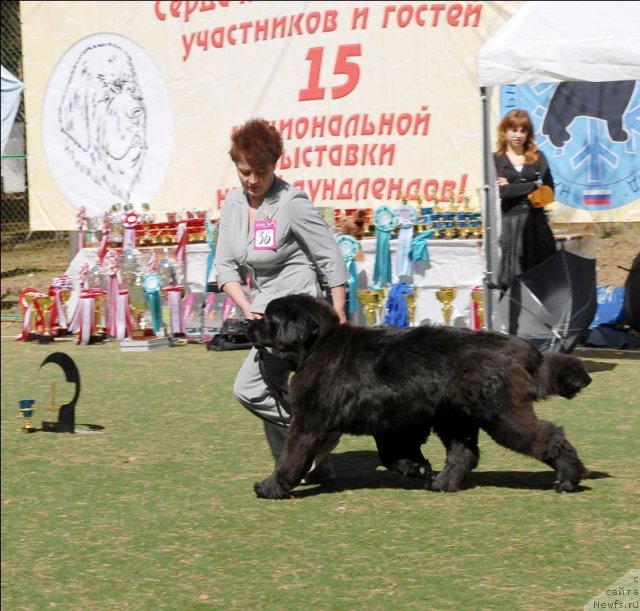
[
  {"x1": 247, "y1": 295, "x2": 592, "y2": 500},
  {"x1": 58, "y1": 42, "x2": 147, "y2": 201}
]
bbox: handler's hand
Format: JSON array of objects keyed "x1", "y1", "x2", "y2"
[{"x1": 496, "y1": 177, "x2": 509, "y2": 186}]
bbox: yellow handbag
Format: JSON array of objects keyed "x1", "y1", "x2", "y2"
[{"x1": 528, "y1": 184, "x2": 554, "y2": 208}]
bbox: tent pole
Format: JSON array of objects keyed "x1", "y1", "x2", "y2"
[{"x1": 480, "y1": 86, "x2": 496, "y2": 331}]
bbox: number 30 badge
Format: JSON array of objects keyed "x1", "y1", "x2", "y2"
[{"x1": 254, "y1": 219, "x2": 277, "y2": 251}]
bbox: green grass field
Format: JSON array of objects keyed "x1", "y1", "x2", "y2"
[{"x1": 2, "y1": 336, "x2": 639, "y2": 610}]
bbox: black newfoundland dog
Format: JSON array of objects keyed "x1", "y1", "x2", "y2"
[{"x1": 247, "y1": 294, "x2": 591, "y2": 500}]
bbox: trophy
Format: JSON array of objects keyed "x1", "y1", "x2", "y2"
[
  {"x1": 56, "y1": 288, "x2": 72, "y2": 336},
  {"x1": 129, "y1": 273, "x2": 154, "y2": 339},
  {"x1": 404, "y1": 287, "x2": 419, "y2": 326},
  {"x1": 19, "y1": 399, "x2": 37, "y2": 433},
  {"x1": 35, "y1": 295, "x2": 55, "y2": 343},
  {"x1": 357, "y1": 289, "x2": 383, "y2": 326},
  {"x1": 435, "y1": 286, "x2": 457, "y2": 326},
  {"x1": 22, "y1": 292, "x2": 40, "y2": 341}
]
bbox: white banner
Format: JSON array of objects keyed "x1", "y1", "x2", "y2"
[{"x1": 21, "y1": 1, "x2": 518, "y2": 230}]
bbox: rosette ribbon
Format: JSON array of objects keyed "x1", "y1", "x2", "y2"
[
  {"x1": 143, "y1": 273, "x2": 163, "y2": 333},
  {"x1": 116, "y1": 289, "x2": 134, "y2": 340},
  {"x1": 121, "y1": 211, "x2": 140, "y2": 252},
  {"x1": 384, "y1": 283, "x2": 415, "y2": 328},
  {"x1": 336, "y1": 235, "x2": 360, "y2": 316},
  {"x1": 163, "y1": 286, "x2": 185, "y2": 336},
  {"x1": 395, "y1": 204, "x2": 417, "y2": 278},
  {"x1": 372, "y1": 205, "x2": 397, "y2": 288},
  {"x1": 205, "y1": 220, "x2": 217, "y2": 291}
]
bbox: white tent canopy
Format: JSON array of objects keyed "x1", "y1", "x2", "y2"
[
  {"x1": 478, "y1": 1, "x2": 640, "y2": 86},
  {"x1": 475, "y1": 0, "x2": 640, "y2": 330}
]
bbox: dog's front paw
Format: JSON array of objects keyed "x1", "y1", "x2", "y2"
[
  {"x1": 555, "y1": 480, "x2": 580, "y2": 493},
  {"x1": 253, "y1": 477, "x2": 293, "y2": 500},
  {"x1": 428, "y1": 472, "x2": 464, "y2": 493}
]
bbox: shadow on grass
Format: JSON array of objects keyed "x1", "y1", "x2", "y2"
[
  {"x1": 293, "y1": 450, "x2": 612, "y2": 497},
  {"x1": 583, "y1": 360, "x2": 619, "y2": 373}
]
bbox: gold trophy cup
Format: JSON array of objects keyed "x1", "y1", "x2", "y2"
[
  {"x1": 34, "y1": 295, "x2": 55, "y2": 343},
  {"x1": 357, "y1": 289, "x2": 383, "y2": 326},
  {"x1": 404, "y1": 287, "x2": 419, "y2": 326},
  {"x1": 435, "y1": 286, "x2": 457, "y2": 326}
]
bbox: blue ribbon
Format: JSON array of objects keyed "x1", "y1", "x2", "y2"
[
  {"x1": 410, "y1": 229, "x2": 435, "y2": 266},
  {"x1": 373, "y1": 227, "x2": 392, "y2": 287},
  {"x1": 384, "y1": 283, "x2": 415, "y2": 328},
  {"x1": 336, "y1": 235, "x2": 360, "y2": 316},
  {"x1": 396, "y1": 225, "x2": 414, "y2": 277},
  {"x1": 205, "y1": 220, "x2": 217, "y2": 292},
  {"x1": 145, "y1": 288, "x2": 162, "y2": 333},
  {"x1": 346, "y1": 258, "x2": 359, "y2": 315}
]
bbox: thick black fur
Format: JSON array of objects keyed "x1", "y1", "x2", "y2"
[{"x1": 247, "y1": 295, "x2": 592, "y2": 499}]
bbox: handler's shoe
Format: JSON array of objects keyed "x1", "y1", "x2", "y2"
[{"x1": 303, "y1": 459, "x2": 336, "y2": 484}]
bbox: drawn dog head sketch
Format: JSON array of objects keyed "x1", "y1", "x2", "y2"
[{"x1": 58, "y1": 43, "x2": 147, "y2": 201}]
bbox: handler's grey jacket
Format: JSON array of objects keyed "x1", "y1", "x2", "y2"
[{"x1": 215, "y1": 177, "x2": 348, "y2": 313}]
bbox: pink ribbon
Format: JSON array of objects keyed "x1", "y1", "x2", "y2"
[
  {"x1": 98, "y1": 211, "x2": 111, "y2": 263},
  {"x1": 77, "y1": 263, "x2": 90, "y2": 289},
  {"x1": 116, "y1": 290, "x2": 134, "y2": 340},
  {"x1": 174, "y1": 221, "x2": 188, "y2": 267},
  {"x1": 77, "y1": 292, "x2": 96, "y2": 345},
  {"x1": 164, "y1": 286, "x2": 185, "y2": 335}
]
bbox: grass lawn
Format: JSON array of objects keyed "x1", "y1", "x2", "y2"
[{"x1": 1, "y1": 335, "x2": 639, "y2": 610}]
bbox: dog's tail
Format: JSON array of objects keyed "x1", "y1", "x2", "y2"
[{"x1": 535, "y1": 352, "x2": 592, "y2": 400}]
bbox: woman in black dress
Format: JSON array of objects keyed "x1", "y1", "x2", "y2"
[{"x1": 494, "y1": 109, "x2": 556, "y2": 290}]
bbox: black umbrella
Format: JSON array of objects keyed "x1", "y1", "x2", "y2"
[{"x1": 506, "y1": 248, "x2": 597, "y2": 353}]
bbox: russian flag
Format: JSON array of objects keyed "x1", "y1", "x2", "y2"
[{"x1": 583, "y1": 189, "x2": 612, "y2": 207}]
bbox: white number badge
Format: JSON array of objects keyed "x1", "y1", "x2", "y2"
[{"x1": 254, "y1": 219, "x2": 277, "y2": 251}]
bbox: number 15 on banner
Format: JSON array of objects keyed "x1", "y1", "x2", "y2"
[{"x1": 299, "y1": 44, "x2": 362, "y2": 101}]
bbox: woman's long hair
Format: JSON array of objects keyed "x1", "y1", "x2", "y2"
[{"x1": 495, "y1": 109, "x2": 539, "y2": 164}]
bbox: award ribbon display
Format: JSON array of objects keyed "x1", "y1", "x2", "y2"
[
  {"x1": 372, "y1": 205, "x2": 397, "y2": 287},
  {"x1": 395, "y1": 203, "x2": 417, "y2": 277},
  {"x1": 336, "y1": 234, "x2": 361, "y2": 316}
]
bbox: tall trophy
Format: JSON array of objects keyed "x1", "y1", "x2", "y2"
[
  {"x1": 34, "y1": 294, "x2": 55, "y2": 343},
  {"x1": 129, "y1": 273, "x2": 154, "y2": 339}
]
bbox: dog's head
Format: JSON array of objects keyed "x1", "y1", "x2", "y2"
[{"x1": 247, "y1": 295, "x2": 340, "y2": 370}]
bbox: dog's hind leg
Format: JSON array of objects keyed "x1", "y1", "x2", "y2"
[
  {"x1": 430, "y1": 414, "x2": 480, "y2": 492},
  {"x1": 254, "y1": 424, "x2": 322, "y2": 499},
  {"x1": 481, "y1": 404, "x2": 587, "y2": 492},
  {"x1": 374, "y1": 426, "x2": 433, "y2": 483}
]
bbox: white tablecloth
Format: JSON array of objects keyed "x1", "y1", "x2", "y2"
[{"x1": 65, "y1": 234, "x2": 594, "y2": 328}]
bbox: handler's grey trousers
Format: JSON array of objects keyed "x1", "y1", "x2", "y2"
[{"x1": 233, "y1": 347, "x2": 339, "y2": 460}]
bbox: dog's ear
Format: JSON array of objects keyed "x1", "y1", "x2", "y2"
[{"x1": 276, "y1": 316, "x2": 319, "y2": 348}]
